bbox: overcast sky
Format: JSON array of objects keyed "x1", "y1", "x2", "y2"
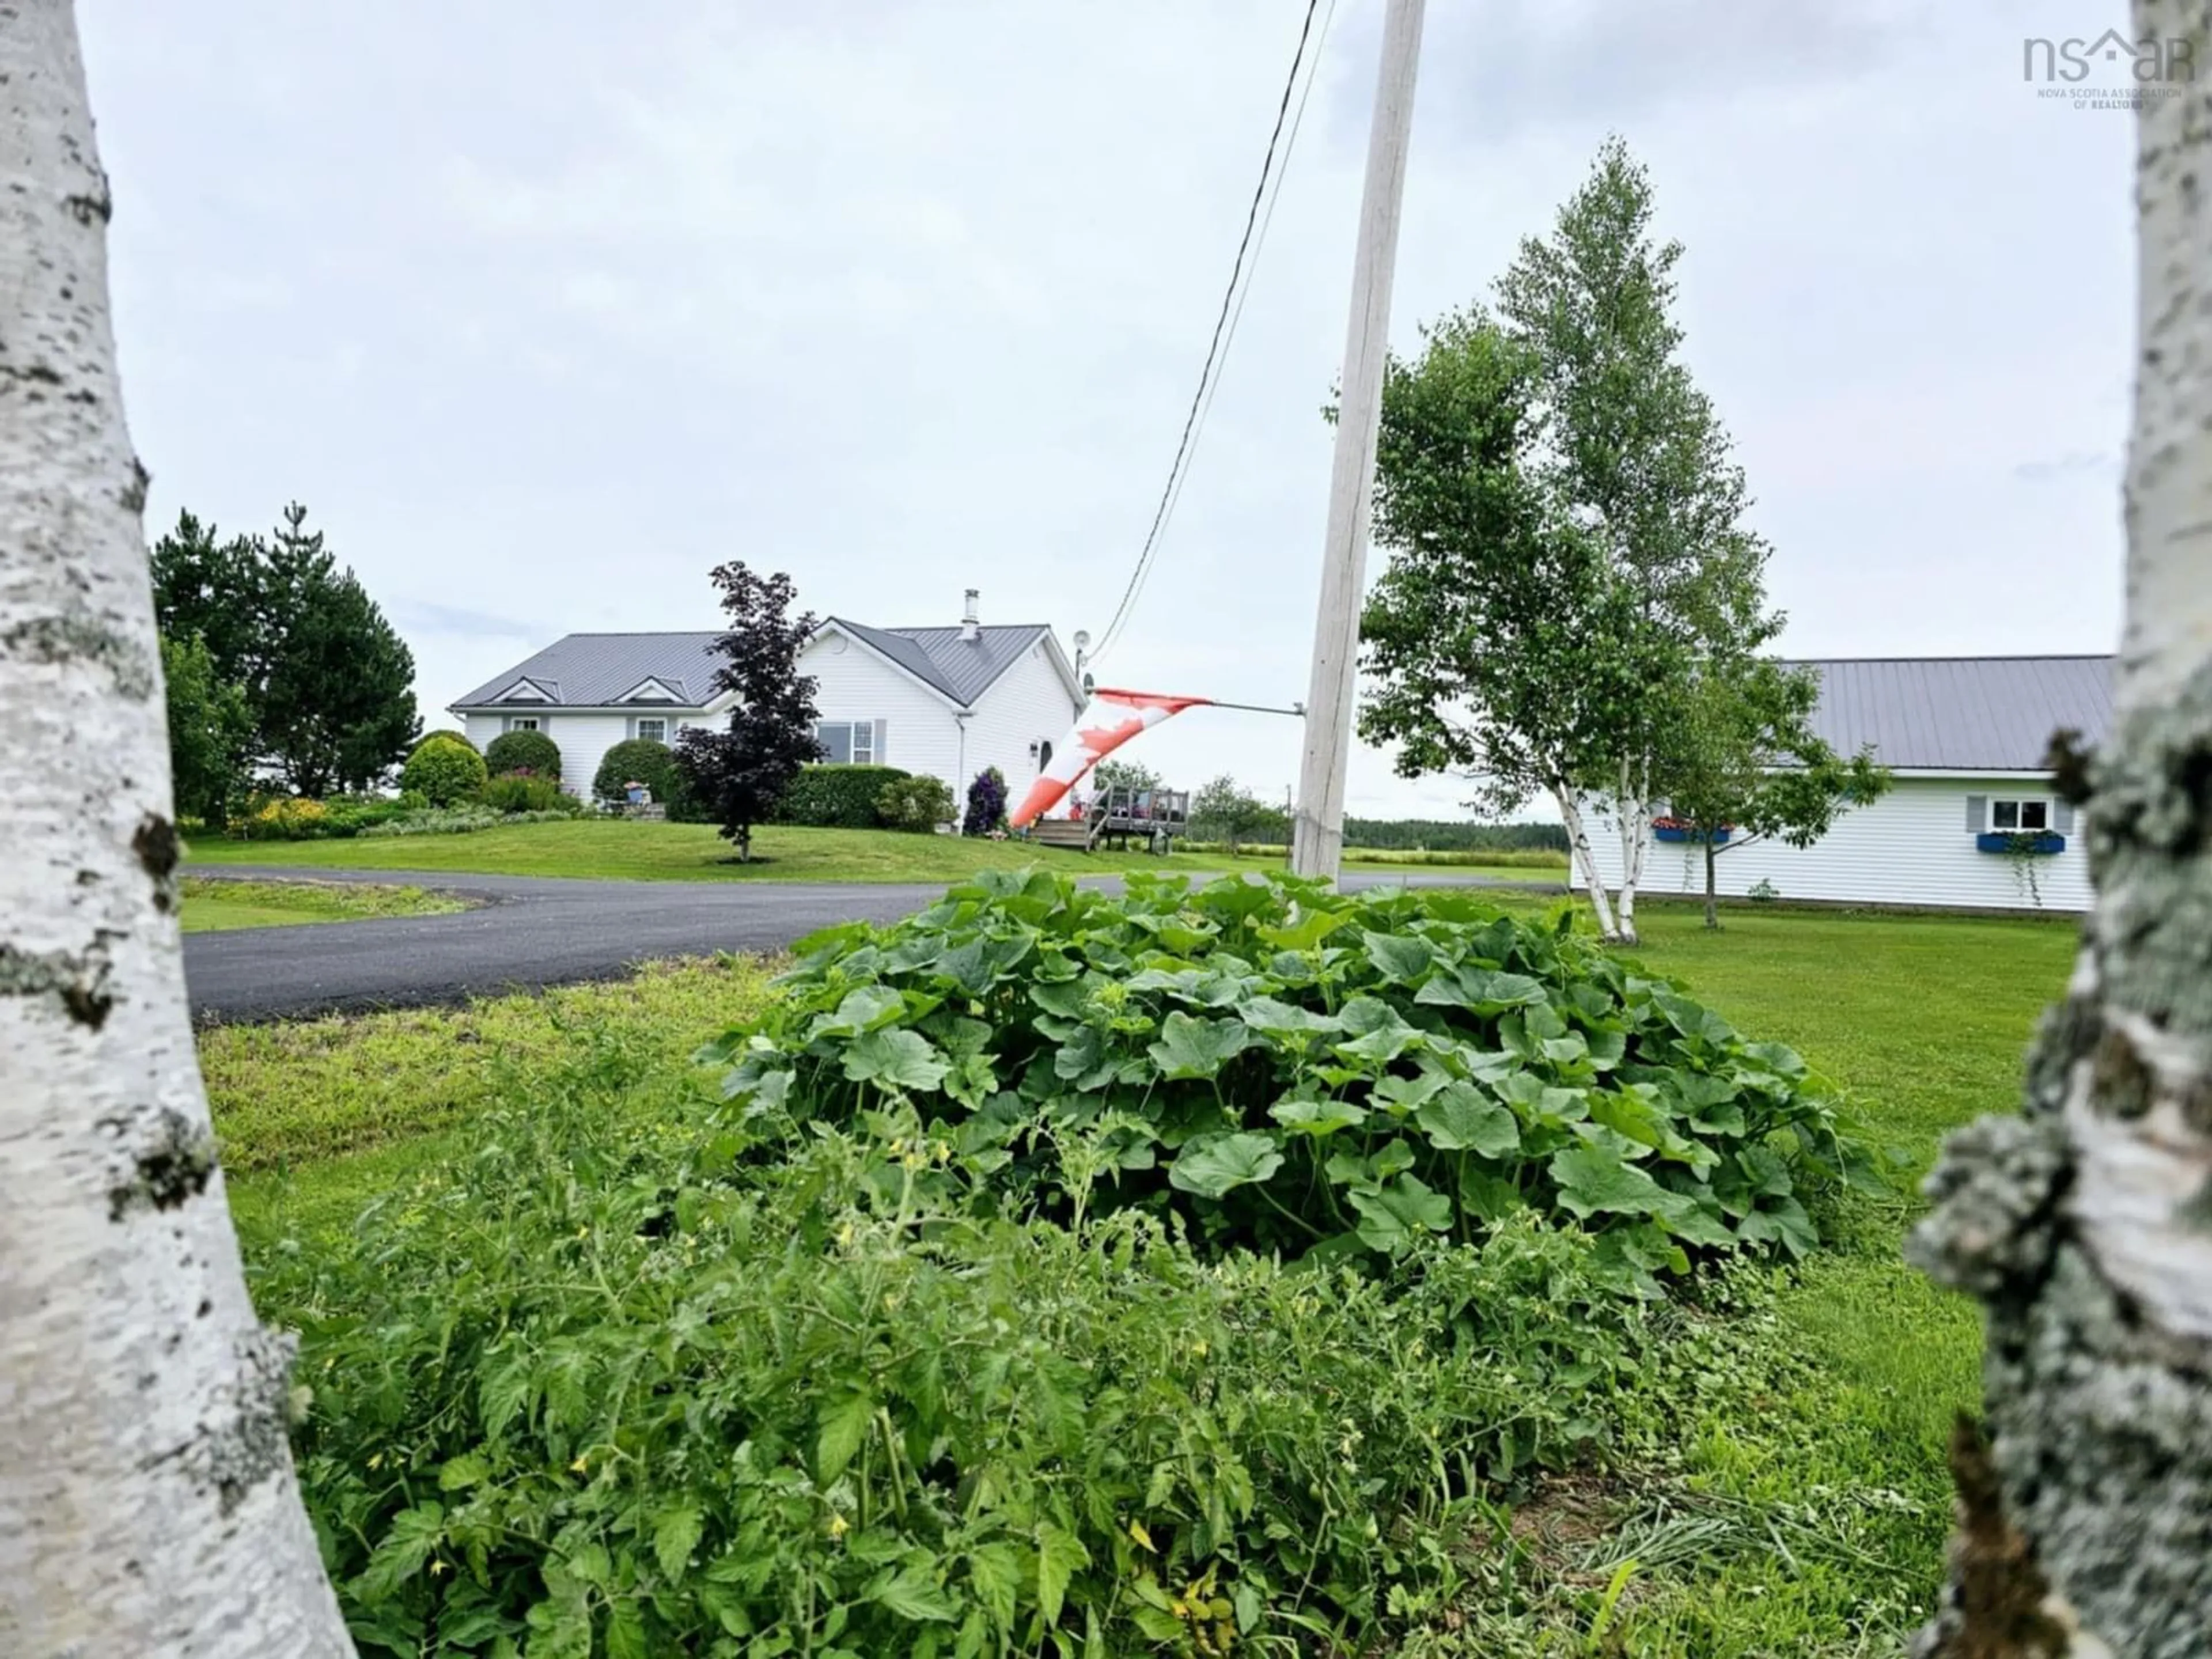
[{"x1": 79, "y1": 0, "x2": 2133, "y2": 819}]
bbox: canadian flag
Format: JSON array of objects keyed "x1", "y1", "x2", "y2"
[{"x1": 1008, "y1": 688, "x2": 1211, "y2": 829}]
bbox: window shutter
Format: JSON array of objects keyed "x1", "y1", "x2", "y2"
[
  {"x1": 1965, "y1": 794, "x2": 1986, "y2": 833},
  {"x1": 873, "y1": 719, "x2": 888, "y2": 764},
  {"x1": 2055, "y1": 800, "x2": 2076, "y2": 834}
]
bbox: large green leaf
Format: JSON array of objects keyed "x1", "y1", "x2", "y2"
[
  {"x1": 1240, "y1": 995, "x2": 1343, "y2": 1037},
  {"x1": 653, "y1": 1502, "x2": 705, "y2": 1583},
  {"x1": 1415, "y1": 1081, "x2": 1520, "y2": 1157},
  {"x1": 872, "y1": 1558, "x2": 960, "y2": 1623},
  {"x1": 1547, "y1": 1143, "x2": 1670, "y2": 1221},
  {"x1": 843, "y1": 1029, "x2": 951, "y2": 1093},
  {"x1": 1348, "y1": 1175, "x2": 1454, "y2": 1251},
  {"x1": 817, "y1": 1389, "x2": 875, "y2": 1484},
  {"x1": 1270, "y1": 1096, "x2": 1369, "y2": 1137},
  {"x1": 1334, "y1": 997, "x2": 1422, "y2": 1065},
  {"x1": 1169, "y1": 1132, "x2": 1285, "y2": 1197},
  {"x1": 1256, "y1": 906, "x2": 1354, "y2": 951},
  {"x1": 1147, "y1": 1012, "x2": 1253, "y2": 1080},
  {"x1": 1361, "y1": 929, "x2": 1436, "y2": 985},
  {"x1": 810, "y1": 984, "x2": 907, "y2": 1037}
]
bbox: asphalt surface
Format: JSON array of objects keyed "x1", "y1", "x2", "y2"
[{"x1": 184, "y1": 864, "x2": 1562, "y2": 1022}]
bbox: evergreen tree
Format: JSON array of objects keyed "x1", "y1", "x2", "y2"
[{"x1": 150, "y1": 503, "x2": 418, "y2": 796}]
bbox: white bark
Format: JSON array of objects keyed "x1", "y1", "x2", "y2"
[
  {"x1": 1908, "y1": 6, "x2": 2212, "y2": 1652},
  {"x1": 1554, "y1": 783, "x2": 1621, "y2": 941},
  {"x1": 1611, "y1": 756, "x2": 1652, "y2": 944},
  {"x1": 0, "y1": 7, "x2": 353, "y2": 1655}
]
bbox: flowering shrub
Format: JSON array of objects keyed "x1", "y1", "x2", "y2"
[
  {"x1": 237, "y1": 796, "x2": 330, "y2": 840},
  {"x1": 962, "y1": 765, "x2": 1007, "y2": 836}
]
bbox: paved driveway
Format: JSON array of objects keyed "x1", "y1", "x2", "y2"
[{"x1": 184, "y1": 865, "x2": 1563, "y2": 1021}]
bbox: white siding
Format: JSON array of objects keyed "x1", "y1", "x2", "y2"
[
  {"x1": 1571, "y1": 776, "x2": 2094, "y2": 913},
  {"x1": 963, "y1": 638, "x2": 1084, "y2": 805},
  {"x1": 801, "y1": 634, "x2": 963, "y2": 784}
]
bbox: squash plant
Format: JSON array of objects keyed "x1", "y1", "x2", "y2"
[{"x1": 708, "y1": 872, "x2": 1883, "y2": 1287}]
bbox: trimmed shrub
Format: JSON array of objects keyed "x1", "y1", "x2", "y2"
[
  {"x1": 592, "y1": 738, "x2": 682, "y2": 808},
  {"x1": 777, "y1": 763, "x2": 910, "y2": 829},
  {"x1": 483, "y1": 728, "x2": 561, "y2": 779},
  {"x1": 874, "y1": 772, "x2": 956, "y2": 833},
  {"x1": 482, "y1": 770, "x2": 573, "y2": 815},
  {"x1": 400, "y1": 732, "x2": 487, "y2": 807},
  {"x1": 963, "y1": 765, "x2": 1007, "y2": 836}
]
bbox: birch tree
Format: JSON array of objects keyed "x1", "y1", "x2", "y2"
[
  {"x1": 1356, "y1": 309, "x2": 1653, "y2": 940},
  {"x1": 1495, "y1": 137, "x2": 1777, "y2": 943},
  {"x1": 1906, "y1": 6, "x2": 2212, "y2": 1651},
  {"x1": 0, "y1": 6, "x2": 353, "y2": 1654}
]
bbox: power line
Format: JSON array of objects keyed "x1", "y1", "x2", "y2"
[{"x1": 1090, "y1": 0, "x2": 1332, "y2": 668}]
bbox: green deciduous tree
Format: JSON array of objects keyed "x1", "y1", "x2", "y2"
[
  {"x1": 1358, "y1": 310, "x2": 1649, "y2": 939},
  {"x1": 1359, "y1": 137, "x2": 1781, "y2": 944},
  {"x1": 159, "y1": 632, "x2": 253, "y2": 825},
  {"x1": 1191, "y1": 774, "x2": 1271, "y2": 855},
  {"x1": 1091, "y1": 759, "x2": 1160, "y2": 795},
  {"x1": 150, "y1": 502, "x2": 418, "y2": 797},
  {"x1": 1650, "y1": 658, "x2": 1890, "y2": 929}
]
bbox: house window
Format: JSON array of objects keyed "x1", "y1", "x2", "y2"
[
  {"x1": 816, "y1": 721, "x2": 874, "y2": 764},
  {"x1": 1990, "y1": 798, "x2": 2051, "y2": 833},
  {"x1": 635, "y1": 718, "x2": 668, "y2": 744},
  {"x1": 505, "y1": 717, "x2": 540, "y2": 732}
]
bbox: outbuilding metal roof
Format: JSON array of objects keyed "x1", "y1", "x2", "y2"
[
  {"x1": 1793, "y1": 655, "x2": 2114, "y2": 771},
  {"x1": 451, "y1": 621, "x2": 1059, "y2": 711}
]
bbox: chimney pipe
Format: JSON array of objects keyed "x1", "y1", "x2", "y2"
[{"x1": 960, "y1": 588, "x2": 980, "y2": 642}]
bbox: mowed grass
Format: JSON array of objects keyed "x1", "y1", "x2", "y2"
[
  {"x1": 179, "y1": 876, "x2": 468, "y2": 933},
  {"x1": 207, "y1": 896, "x2": 2077, "y2": 1656},
  {"x1": 183, "y1": 817, "x2": 1567, "y2": 884}
]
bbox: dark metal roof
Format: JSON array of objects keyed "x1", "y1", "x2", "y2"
[
  {"x1": 450, "y1": 632, "x2": 725, "y2": 709},
  {"x1": 1792, "y1": 655, "x2": 2114, "y2": 771},
  {"x1": 452, "y1": 622, "x2": 1059, "y2": 711},
  {"x1": 838, "y1": 620, "x2": 1054, "y2": 706}
]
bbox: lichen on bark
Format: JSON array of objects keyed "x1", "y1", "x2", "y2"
[{"x1": 1910, "y1": 662, "x2": 2212, "y2": 1655}]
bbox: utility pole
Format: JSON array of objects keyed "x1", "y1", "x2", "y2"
[{"x1": 1290, "y1": 0, "x2": 1426, "y2": 881}]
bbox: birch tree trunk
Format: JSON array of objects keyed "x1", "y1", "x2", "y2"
[
  {"x1": 1908, "y1": 6, "x2": 2212, "y2": 1650},
  {"x1": 1554, "y1": 782, "x2": 1622, "y2": 941},
  {"x1": 1609, "y1": 757, "x2": 1650, "y2": 945},
  {"x1": 0, "y1": 6, "x2": 354, "y2": 1654}
]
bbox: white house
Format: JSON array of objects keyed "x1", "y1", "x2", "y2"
[
  {"x1": 1573, "y1": 656, "x2": 2113, "y2": 913},
  {"x1": 448, "y1": 592, "x2": 1086, "y2": 808}
]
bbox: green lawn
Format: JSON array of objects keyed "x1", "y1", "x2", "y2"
[
  {"x1": 184, "y1": 818, "x2": 1565, "y2": 885},
  {"x1": 179, "y1": 876, "x2": 468, "y2": 933},
  {"x1": 208, "y1": 897, "x2": 2076, "y2": 1656}
]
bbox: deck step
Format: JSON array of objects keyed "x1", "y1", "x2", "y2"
[{"x1": 1027, "y1": 819, "x2": 1094, "y2": 850}]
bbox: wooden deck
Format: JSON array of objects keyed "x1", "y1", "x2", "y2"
[{"x1": 1026, "y1": 786, "x2": 1191, "y2": 854}]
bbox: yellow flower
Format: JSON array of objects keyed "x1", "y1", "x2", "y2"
[
  {"x1": 368, "y1": 1452, "x2": 384, "y2": 1471},
  {"x1": 1191, "y1": 1339, "x2": 1209, "y2": 1358},
  {"x1": 835, "y1": 1223, "x2": 855, "y2": 1249},
  {"x1": 828, "y1": 1514, "x2": 849, "y2": 1539},
  {"x1": 1128, "y1": 1520, "x2": 1157, "y2": 1553},
  {"x1": 570, "y1": 1454, "x2": 589, "y2": 1474},
  {"x1": 429, "y1": 1559, "x2": 448, "y2": 1577}
]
